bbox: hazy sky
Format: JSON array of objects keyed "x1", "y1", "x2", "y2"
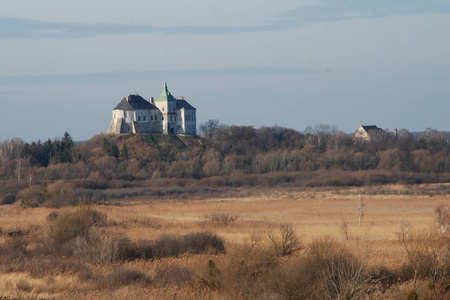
[{"x1": 1, "y1": 1, "x2": 449, "y2": 142}]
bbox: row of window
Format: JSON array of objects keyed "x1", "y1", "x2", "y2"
[
  {"x1": 116, "y1": 111, "x2": 195, "y2": 123},
  {"x1": 120, "y1": 113, "x2": 159, "y2": 122}
]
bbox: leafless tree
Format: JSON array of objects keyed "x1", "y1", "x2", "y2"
[
  {"x1": 0, "y1": 138, "x2": 26, "y2": 160},
  {"x1": 268, "y1": 224, "x2": 302, "y2": 257},
  {"x1": 340, "y1": 219, "x2": 349, "y2": 240},
  {"x1": 25, "y1": 168, "x2": 35, "y2": 186},
  {"x1": 358, "y1": 196, "x2": 364, "y2": 227},
  {"x1": 435, "y1": 205, "x2": 450, "y2": 235},
  {"x1": 199, "y1": 119, "x2": 220, "y2": 145}
]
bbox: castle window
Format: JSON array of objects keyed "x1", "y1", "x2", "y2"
[
  {"x1": 138, "y1": 116, "x2": 141, "y2": 121},
  {"x1": 151, "y1": 115, "x2": 153, "y2": 120},
  {"x1": 162, "y1": 107, "x2": 164, "y2": 112},
  {"x1": 143, "y1": 116, "x2": 146, "y2": 121},
  {"x1": 162, "y1": 117, "x2": 164, "y2": 120}
]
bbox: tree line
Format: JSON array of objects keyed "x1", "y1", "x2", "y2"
[{"x1": 0, "y1": 122, "x2": 449, "y2": 183}]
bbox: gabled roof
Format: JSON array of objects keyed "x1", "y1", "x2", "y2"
[
  {"x1": 176, "y1": 99, "x2": 196, "y2": 110},
  {"x1": 361, "y1": 125, "x2": 381, "y2": 132},
  {"x1": 155, "y1": 82, "x2": 176, "y2": 102},
  {"x1": 114, "y1": 94, "x2": 158, "y2": 110}
]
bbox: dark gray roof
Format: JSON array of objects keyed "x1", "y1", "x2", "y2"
[
  {"x1": 175, "y1": 99, "x2": 196, "y2": 110},
  {"x1": 362, "y1": 125, "x2": 381, "y2": 131},
  {"x1": 114, "y1": 94, "x2": 158, "y2": 110}
]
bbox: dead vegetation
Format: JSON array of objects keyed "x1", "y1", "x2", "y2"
[{"x1": 0, "y1": 185, "x2": 449, "y2": 299}]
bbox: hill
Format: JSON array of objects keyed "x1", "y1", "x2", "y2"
[{"x1": 0, "y1": 124, "x2": 449, "y2": 207}]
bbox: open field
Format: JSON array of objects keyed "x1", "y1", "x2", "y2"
[{"x1": 0, "y1": 184, "x2": 449, "y2": 299}]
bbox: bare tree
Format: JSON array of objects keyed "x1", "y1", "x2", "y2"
[
  {"x1": 358, "y1": 196, "x2": 364, "y2": 227},
  {"x1": 199, "y1": 119, "x2": 220, "y2": 145},
  {"x1": 268, "y1": 224, "x2": 302, "y2": 257},
  {"x1": 25, "y1": 168, "x2": 35, "y2": 186},
  {"x1": 340, "y1": 219, "x2": 349, "y2": 240},
  {"x1": 435, "y1": 205, "x2": 449, "y2": 235},
  {"x1": 0, "y1": 138, "x2": 26, "y2": 160}
]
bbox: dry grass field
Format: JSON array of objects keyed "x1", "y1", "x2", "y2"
[{"x1": 0, "y1": 184, "x2": 449, "y2": 299}]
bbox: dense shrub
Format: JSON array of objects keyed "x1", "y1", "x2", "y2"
[
  {"x1": 273, "y1": 238, "x2": 369, "y2": 300},
  {"x1": 102, "y1": 266, "x2": 149, "y2": 287},
  {"x1": 2, "y1": 193, "x2": 16, "y2": 205},
  {"x1": 46, "y1": 208, "x2": 107, "y2": 249},
  {"x1": 72, "y1": 179, "x2": 108, "y2": 190},
  {"x1": 42, "y1": 181, "x2": 77, "y2": 207},
  {"x1": 75, "y1": 232, "x2": 122, "y2": 265},
  {"x1": 152, "y1": 232, "x2": 225, "y2": 258},
  {"x1": 16, "y1": 185, "x2": 43, "y2": 207},
  {"x1": 153, "y1": 264, "x2": 193, "y2": 287},
  {"x1": 207, "y1": 213, "x2": 238, "y2": 225}
]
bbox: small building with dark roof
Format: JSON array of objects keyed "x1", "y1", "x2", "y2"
[
  {"x1": 353, "y1": 125, "x2": 384, "y2": 141},
  {"x1": 107, "y1": 83, "x2": 196, "y2": 135}
]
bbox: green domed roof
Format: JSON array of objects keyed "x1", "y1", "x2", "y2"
[{"x1": 155, "y1": 82, "x2": 176, "y2": 102}]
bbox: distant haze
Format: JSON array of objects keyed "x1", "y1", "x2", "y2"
[{"x1": 1, "y1": 0, "x2": 449, "y2": 142}]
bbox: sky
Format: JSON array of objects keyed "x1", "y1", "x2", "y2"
[{"x1": 1, "y1": 0, "x2": 449, "y2": 142}]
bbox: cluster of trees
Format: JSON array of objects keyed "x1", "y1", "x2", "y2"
[{"x1": 0, "y1": 122, "x2": 449, "y2": 184}]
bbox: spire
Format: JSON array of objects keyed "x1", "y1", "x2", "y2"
[{"x1": 156, "y1": 81, "x2": 176, "y2": 102}]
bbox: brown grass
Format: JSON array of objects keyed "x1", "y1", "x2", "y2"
[{"x1": 0, "y1": 184, "x2": 449, "y2": 298}]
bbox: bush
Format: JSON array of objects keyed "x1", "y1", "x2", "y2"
[
  {"x1": 102, "y1": 266, "x2": 149, "y2": 287},
  {"x1": 2, "y1": 193, "x2": 16, "y2": 205},
  {"x1": 6, "y1": 235, "x2": 28, "y2": 252},
  {"x1": 102, "y1": 233, "x2": 224, "y2": 262},
  {"x1": 152, "y1": 232, "x2": 225, "y2": 258},
  {"x1": 16, "y1": 185, "x2": 43, "y2": 207},
  {"x1": 154, "y1": 264, "x2": 193, "y2": 287},
  {"x1": 75, "y1": 232, "x2": 122, "y2": 265},
  {"x1": 126, "y1": 239, "x2": 153, "y2": 260},
  {"x1": 273, "y1": 238, "x2": 369, "y2": 300},
  {"x1": 46, "y1": 207, "x2": 107, "y2": 249},
  {"x1": 207, "y1": 213, "x2": 238, "y2": 225},
  {"x1": 42, "y1": 181, "x2": 77, "y2": 207},
  {"x1": 209, "y1": 233, "x2": 277, "y2": 298}
]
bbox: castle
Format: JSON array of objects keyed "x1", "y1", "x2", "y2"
[{"x1": 107, "y1": 83, "x2": 197, "y2": 135}]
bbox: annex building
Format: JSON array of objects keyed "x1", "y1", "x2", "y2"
[{"x1": 107, "y1": 83, "x2": 197, "y2": 135}]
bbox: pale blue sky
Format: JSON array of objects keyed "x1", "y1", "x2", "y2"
[{"x1": 1, "y1": 1, "x2": 449, "y2": 142}]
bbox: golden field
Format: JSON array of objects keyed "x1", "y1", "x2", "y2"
[{"x1": 0, "y1": 184, "x2": 449, "y2": 299}]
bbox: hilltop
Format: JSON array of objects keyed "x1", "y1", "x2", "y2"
[{"x1": 0, "y1": 123, "x2": 449, "y2": 207}]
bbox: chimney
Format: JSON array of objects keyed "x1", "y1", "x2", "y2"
[
  {"x1": 394, "y1": 128, "x2": 398, "y2": 140},
  {"x1": 150, "y1": 97, "x2": 154, "y2": 104},
  {"x1": 126, "y1": 96, "x2": 129, "y2": 102},
  {"x1": 178, "y1": 96, "x2": 184, "y2": 100}
]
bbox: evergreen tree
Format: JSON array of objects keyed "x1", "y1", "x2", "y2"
[
  {"x1": 110, "y1": 142, "x2": 120, "y2": 158},
  {"x1": 121, "y1": 143, "x2": 129, "y2": 160},
  {"x1": 101, "y1": 138, "x2": 111, "y2": 156}
]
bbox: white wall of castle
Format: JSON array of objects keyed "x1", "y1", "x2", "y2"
[{"x1": 109, "y1": 99, "x2": 196, "y2": 135}]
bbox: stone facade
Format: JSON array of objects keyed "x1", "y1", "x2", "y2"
[{"x1": 107, "y1": 83, "x2": 197, "y2": 135}]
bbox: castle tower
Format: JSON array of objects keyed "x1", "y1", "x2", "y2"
[{"x1": 154, "y1": 82, "x2": 177, "y2": 134}]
